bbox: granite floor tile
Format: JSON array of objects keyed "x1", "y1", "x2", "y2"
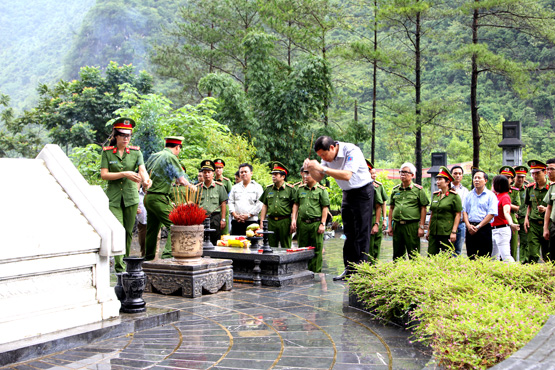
[{"x1": 2, "y1": 238, "x2": 433, "y2": 370}]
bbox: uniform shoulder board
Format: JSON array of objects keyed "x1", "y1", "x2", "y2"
[
  {"x1": 511, "y1": 186, "x2": 520, "y2": 191},
  {"x1": 128, "y1": 145, "x2": 140, "y2": 150},
  {"x1": 223, "y1": 176, "x2": 230, "y2": 181},
  {"x1": 393, "y1": 184, "x2": 401, "y2": 189},
  {"x1": 293, "y1": 181, "x2": 301, "y2": 186},
  {"x1": 413, "y1": 184, "x2": 423, "y2": 189},
  {"x1": 374, "y1": 180, "x2": 382, "y2": 186},
  {"x1": 433, "y1": 190, "x2": 440, "y2": 194},
  {"x1": 527, "y1": 182, "x2": 536, "y2": 188},
  {"x1": 449, "y1": 189, "x2": 457, "y2": 194},
  {"x1": 286, "y1": 183, "x2": 295, "y2": 188},
  {"x1": 317, "y1": 184, "x2": 326, "y2": 190},
  {"x1": 215, "y1": 181, "x2": 223, "y2": 186},
  {"x1": 266, "y1": 184, "x2": 273, "y2": 188},
  {"x1": 103, "y1": 146, "x2": 114, "y2": 151}
]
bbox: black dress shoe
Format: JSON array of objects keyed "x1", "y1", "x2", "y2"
[{"x1": 333, "y1": 270, "x2": 348, "y2": 281}]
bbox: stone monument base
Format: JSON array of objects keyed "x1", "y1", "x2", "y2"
[
  {"x1": 143, "y1": 257, "x2": 233, "y2": 298},
  {"x1": 203, "y1": 247, "x2": 315, "y2": 287}
]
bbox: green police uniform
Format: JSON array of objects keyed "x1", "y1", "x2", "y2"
[
  {"x1": 514, "y1": 165, "x2": 529, "y2": 262},
  {"x1": 509, "y1": 187, "x2": 520, "y2": 259},
  {"x1": 525, "y1": 181, "x2": 550, "y2": 263},
  {"x1": 295, "y1": 183, "x2": 330, "y2": 272},
  {"x1": 543, "y1": 182, "x2": 555, "y2": 262},
  {"x1": 101, "y1": 144, "x2": 144, "y2": 272},
  {"x1": 260, "y1": 183, "x2": 296, "y2": 249},
  {"x1": 368, "y1": 181, "x2": 385, "y2": 262},
  {"x1": 144, "y1": 146, "x2": 185, "y2": 260},
  {"x1": 390, "y1": 183, "x2": 430, "y2": 260},
  {"x1": 428, "y1": 189, "x2": 462, "y2": 256},
  {"x1": 214, "y1": 159, "x2": 232, "y2": 235},
  {"x1": 199, "y1": 180, "x2": 228, "y2": 245}
]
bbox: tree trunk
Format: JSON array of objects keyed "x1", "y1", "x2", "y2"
[
  {"x1": 371, "y1": 0, "x2": 377, "y2": 163},
  {"x1": 415, "y1": 10, "x2": 422, "y2": 185},
  {"x1": 471, "y1": 3, "x2": 480, "y2": 169}
]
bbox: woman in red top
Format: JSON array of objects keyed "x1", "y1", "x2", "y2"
[{"x1": 491, "y1": 175, "x2": 520, "y2": 262}]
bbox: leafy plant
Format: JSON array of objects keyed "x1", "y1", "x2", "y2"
[{"x1": 349, "y1": 252, "x2": 555, "y2": 369}]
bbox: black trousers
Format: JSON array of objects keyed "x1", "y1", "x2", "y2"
[
  {"x1": 341, "y1": 183, "x2": 374, "y2": 269},
  {"x1": 231, "y1": 219, "x2": 258, "y2": 236},
  {"x1": 466, "y1": 223, "x2": 492, "y2": 259}
]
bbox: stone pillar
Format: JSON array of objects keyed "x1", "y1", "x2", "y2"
[{"x1": 428, "y1": 152, "x2": 447, "y2": 195}]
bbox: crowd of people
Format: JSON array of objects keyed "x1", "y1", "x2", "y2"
[{"x1": 100, "y1": 119, "x2": 555, "y2": 278}]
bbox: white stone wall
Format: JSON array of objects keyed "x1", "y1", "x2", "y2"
[{"x1": 0, "y1": 145, "x2": 124, "y2": 345}]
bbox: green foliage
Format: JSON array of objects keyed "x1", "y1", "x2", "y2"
[
  {"x1": 349, "y1": 252, "x2": 555, "y2": 369},
  {"x1": 69, "y1": 144, "x2": 104, "y2": 186},
  {"x1": 0, "y1": 92, "x2": 46, "y2": 158},
  {"x1": 199, "y1": 31, "x2": 332, "y2": 172},
  {"x1": 31, "y1": 62, "x2": 153, "y2": 150}
]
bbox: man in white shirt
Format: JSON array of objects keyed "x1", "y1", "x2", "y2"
[
  {"x1": 304, "y1": 136, "x2": 374, "y2": 280},
  {"x1": 228, "y1": 163, "x2": 264, "y2": 236}
]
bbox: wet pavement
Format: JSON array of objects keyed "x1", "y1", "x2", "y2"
[{"x1": 1, "y1": 235, "x2": 433, "y2": 370}]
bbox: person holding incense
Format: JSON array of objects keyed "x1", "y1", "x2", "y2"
[
  {"x1": 100, "y1": 118, "x2": 151, "y2": 273},
  {"x1": 144, "y1": 136, "x2": 194, "y2": 261}
]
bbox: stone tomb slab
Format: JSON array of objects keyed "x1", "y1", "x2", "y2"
[
  {"x1": 202, "y1": 247, "x2": 314, "y2": 286},
  {"x1": 143, "y1": 258, "x2": 233, "y2": 298}
]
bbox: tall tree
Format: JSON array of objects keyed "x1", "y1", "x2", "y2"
[
  {"x1": 453, "y1": 0, "x2": 555, "y2": 168},
  {"x1": 151, "y1": 0, "x2": 260, "y2": 103}
]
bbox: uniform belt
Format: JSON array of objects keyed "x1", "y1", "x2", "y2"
[
  {"x1": 146, "y1": 191, "x2": 168, "y2": 196},
  {"x1": 398, "y1": 219, "x2": 418, "y2": 225},
  {"x1": 491, "y1": 224, "x2": 508, "y2": 230},
  {"x1": 533, "y1": 219, "x2": 544, "y2": 225},
  {"x1": 302, "y1": 218, "x2": 321, "y2": 224},
  {"x1": 270, "y1": 216, "x2": 290, "y2": 221}
]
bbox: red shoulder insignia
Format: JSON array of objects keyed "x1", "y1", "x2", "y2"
[
  {"x1": 215, "y1": 181, "x2": 223, "y2": 186},
  {"x1": 511, "y1": 186, "x2": 519, "y2": 191},
  {"x1": 433, "y1": 190, "x2": 440, "y2": 194},
  {"x1": 286, "y1": 183, "x2": 295, "y2": 188},
  {"x1": 128, "y1": 145, "x2": 140, "y2": 150},
  {"x1": 103, "y1": 146, "x2": 114, "y2": 151},
  {"x1": 374, "y1": 180, "x2": 382, "y2": 186},
  {"x1": 527, "y1": 182, "x2": 536, "y2": 188},
  {"x1": 317, "y1": 184, "x2": 326, "y2": 190},
  {"x1": 223, "y1": 176, "x2": 230, "y2": 181},
  {"x1": 413, "y1": 184, "x2": 423, "y2": 189},
  {"x1": 450, "y1": 189, "x2": 457, "y2": 194}
]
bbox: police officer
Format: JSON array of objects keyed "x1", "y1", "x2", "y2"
[
  {"x1": 387, "y1": 162, "x2": 430, "y2": 260},
  {"x1": 291, "y1": 167, "x2": 330, "y2": 272},
  {"x1": 366, "y1": 160, "x2": 385, "y2": 262},
  {"x1": 542, "y1": 158, "x2": 555, "y2": 262},
  {"x1": 144, "y1": 136, "x2": 193, "y2": 260},
  {"x1": 259, "y1": 162, "x2": 296, "y2": 249},
  {"x1": 524, "y1": 160, "x2": 550, "y2": 263},
  {"x1": 198, "y1": 160, "x2": 228, "y2": 245},
  {"x1": 214, "y1": 159, "x2": 232, "y2": 235},
  {"x1": 514, "y1": 165, "x2": 529, "y2": 262},
  {"x1": 100, "y1": 118, "x2": 151, "y2": 273},
  {"x1": 427, "y1": 167, "x2": 462, "y2": 256}
]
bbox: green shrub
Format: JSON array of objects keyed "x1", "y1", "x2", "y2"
[{"x1": 349, "y1": 252, "x2": 555, "y2": 369}]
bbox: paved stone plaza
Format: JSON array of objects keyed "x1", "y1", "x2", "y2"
[{"x1": 1, "y1": 236, "x2": 433, "y2": 370}]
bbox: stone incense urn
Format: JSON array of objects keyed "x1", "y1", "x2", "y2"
[{"x1": 170, "y1": 224, "x2": 204, "y2": 262}]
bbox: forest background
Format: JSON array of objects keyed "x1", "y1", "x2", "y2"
[{"x1": 2, "y1": 0, "x2": 555, "y2": 191}]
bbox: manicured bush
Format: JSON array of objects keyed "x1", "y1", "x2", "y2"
[{"x1": 349, "y1": 252, "x2": 555, "y2": 369}]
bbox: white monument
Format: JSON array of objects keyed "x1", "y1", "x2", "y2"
[{"x1": 0, "y1": 144, "x2": 123, "y2": 346}]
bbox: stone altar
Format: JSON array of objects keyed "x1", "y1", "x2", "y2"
[
  {"x1": 203, "y1": 247, "x2": 315, "y2": 286},
  {"x1": 143, "y1": 258, "x2": 233, "y2": 298}
]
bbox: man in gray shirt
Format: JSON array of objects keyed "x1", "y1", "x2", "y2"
[{"x1": 304, "y1": 136, "x2": 374, "y2": 280}]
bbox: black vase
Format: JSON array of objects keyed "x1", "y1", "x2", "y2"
[
  {"x1": 121, "y1": 257, "x2": 147, "y2": 313},
  {"x1": 114, "y1": 273, "x2": 126, "y2": 302}
]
